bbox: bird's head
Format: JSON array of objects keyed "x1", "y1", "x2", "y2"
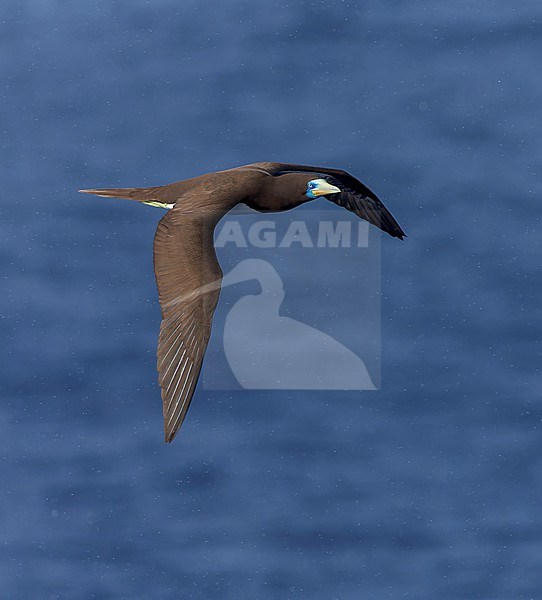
[
  {"x1": 265, "y1": 174, "x2": 342, "y2": 210},
  {"x1": 305, "y1": 178, "x2": 341, "y2": 199}
]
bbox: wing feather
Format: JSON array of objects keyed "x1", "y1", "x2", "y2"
[
  {"x1": 260, "y1": 162, "x2": 406, "y2": 239},
  {"x1": 153, "y1": 205, "x2": 222, "y2": 442}
]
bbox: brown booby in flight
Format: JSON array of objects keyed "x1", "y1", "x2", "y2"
[{"x1": 80, "y1": 162, "x2": 405, "y2": 442}]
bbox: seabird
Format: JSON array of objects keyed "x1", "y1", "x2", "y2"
[{"x1": 80, "y1": 162, "x2": 405, "y2": 442}]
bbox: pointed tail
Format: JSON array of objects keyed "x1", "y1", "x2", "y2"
[
  {"x1": 79, "y1": 186, "x2": 160, "y2": 201},
  {"x1": 79, "y1": 186, "x2": 174, "y2": 209}
]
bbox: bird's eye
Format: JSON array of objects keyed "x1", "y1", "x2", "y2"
[{"x1": 308, "y1": 182, "x2": 315, "y2": 189}]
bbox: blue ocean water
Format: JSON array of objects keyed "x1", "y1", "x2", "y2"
[{"x1": 1, "y1": 1, "x2": 541, "y2": 598}]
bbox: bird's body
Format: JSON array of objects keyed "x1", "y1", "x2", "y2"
[{"x1": 80, "y1": 161, "x2": 405, "y2": 442}]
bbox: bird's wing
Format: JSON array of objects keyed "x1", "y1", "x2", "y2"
[
  {"x1": 259, "y1": 162, "x2": 406, "y2": 240},
  {"x1": 153, "y1": 206, "x2": 222, "y2": 442}
]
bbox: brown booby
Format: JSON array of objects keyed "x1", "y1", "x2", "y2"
[{"x1": 80, "y1": 162, "x2": 405, "y2": 443}]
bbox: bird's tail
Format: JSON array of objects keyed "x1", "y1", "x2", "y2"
[{"x1": 78, "y1": 186, "x2": 174, "y2": 209}]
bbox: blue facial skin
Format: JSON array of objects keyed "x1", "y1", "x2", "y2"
[{"x1": 305, "y1": 180, "x2": 319, "y2": 199}]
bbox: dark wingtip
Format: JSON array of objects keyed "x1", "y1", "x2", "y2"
[{"x1": 385, "y1": 226, "x2": 406, "y2": 241}]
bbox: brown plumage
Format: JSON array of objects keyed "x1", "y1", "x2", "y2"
[{"x1": 80, "y1": 161, "x2": 405, "y2": 442}]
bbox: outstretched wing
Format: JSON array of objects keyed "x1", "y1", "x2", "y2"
[
  {"x1": 259, "y1": 162, "x2": 406, "y2": 240},
  {"x1": 153, "y1": 206, "x2": 222, "y2": 442}
]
